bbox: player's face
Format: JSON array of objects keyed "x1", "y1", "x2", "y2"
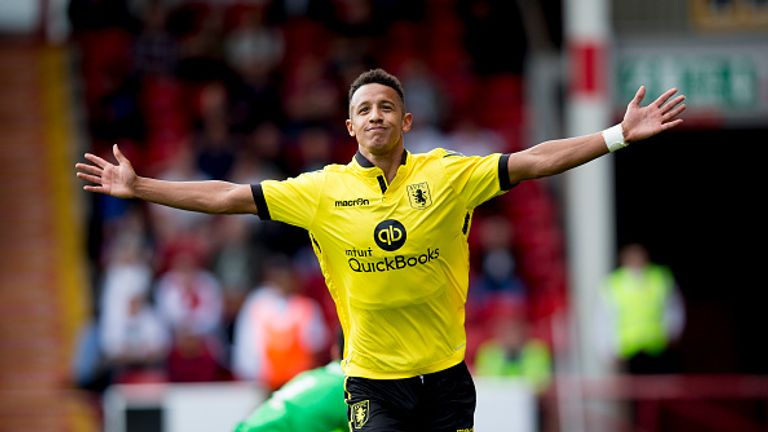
[{"x1": 346, "y1": 83, "x2": 413, "y2": 157}]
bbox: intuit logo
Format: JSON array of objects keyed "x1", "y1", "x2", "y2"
[{"x1": 335, "y1": 198, "x2": 370, "y2": 207}]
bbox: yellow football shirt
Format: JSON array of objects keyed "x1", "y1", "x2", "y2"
[{"x1": 252, "y1": 148, "x2": 512, "y2": 379}]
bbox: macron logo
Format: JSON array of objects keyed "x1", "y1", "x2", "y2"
[{"x1": 335, "y1": 198, "x2": 370, "y2": 207}]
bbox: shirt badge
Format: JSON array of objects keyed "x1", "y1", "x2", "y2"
[
  {"x1": 407, "y1": 182, "x2": 432, "y2": 210},
  {"x1": 351, "y1": 400, "x2": 370, "y2": 429}
]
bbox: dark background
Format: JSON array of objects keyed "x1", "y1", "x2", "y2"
[{"x1": 614, "y1": 127, "x2": 768, "y2": 373}]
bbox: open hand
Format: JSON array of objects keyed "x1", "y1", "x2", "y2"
[
  {"x1": 75, "y1": 144, "x2": 137, "y2": 198},
  {"x1": 621, "y1": 86, "x2": 686, "y2": 143}
]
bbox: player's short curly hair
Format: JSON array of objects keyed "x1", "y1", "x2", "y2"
[{"x1": 348, "y1": 68, "x2": 405, "y2": 110}]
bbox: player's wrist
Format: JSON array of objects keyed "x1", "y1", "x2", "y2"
[
  {"x1": 128, "y1": 175, "x2": 146, "y2": 199},
  {"x1": 602, "y1": 123, "x2": 628, "y2": 152}
]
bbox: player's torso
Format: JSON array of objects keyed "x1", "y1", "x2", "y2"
[{"x1": 311, "y1": 152, "x2": 470, "y2": 309}]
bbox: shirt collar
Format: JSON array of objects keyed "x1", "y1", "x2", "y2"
[{"x1": 354, "y1": 149, "x2": 408, "y2": 168}]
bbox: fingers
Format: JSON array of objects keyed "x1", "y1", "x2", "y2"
[
  {"x1": 661, "y1": 95, "x2": 686, "y2": 112},
  {"x1": 83, "y1": 185, "x2": 108, "y2": 194},
  {"x1": 661, "y1": 118, "x2": 684, "y2": 131},
  {"x1": 653, "y1": 87, "x2": 680, "y2": 108},
  {"x1": 113, "y1": 144, "x2": 129, "y2": 164},
  {"x1": 662, "y1": 101, "x2": 687, "y2": 123},
  {"x1": 76, "y1": 172, "x2": 102, "y2": 185},
  {"x1": 84, "y1": 152, "x2": 111, "y2": 168},
  {"x1": 629, "y1": 85, "x2": 646, "y2": 107},
  {"x1": 75, "y1": 162, "x2": 103, "y2": 176}
]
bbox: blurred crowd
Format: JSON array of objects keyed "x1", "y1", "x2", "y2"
[{"x1": 69, "y1": 0, "x2": 566, "y2": 398}]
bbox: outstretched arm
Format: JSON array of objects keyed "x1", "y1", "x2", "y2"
[
  {"x1": 75, "y1": 144, "x2": 257, "y2": 215},
  {"x1": 507, "y1": 86, "x2": 686, "y2": 184}
]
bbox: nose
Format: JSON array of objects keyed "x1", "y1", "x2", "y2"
[{"x1": 368, "y1": 106, "x2": 383, "y2": 122}]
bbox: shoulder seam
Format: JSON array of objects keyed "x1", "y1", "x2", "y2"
[
  {"x1": 438, "y1": 152, "x2": 470, "y2": 211},
  {"x1": 307, "y1": 169, "x2": 329, "y2": 229}
]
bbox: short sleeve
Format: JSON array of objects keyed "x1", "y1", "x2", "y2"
[
  {"x1": 254, "y1": 170, "x2": 325, "y2": 230},
  {"x1": 440, "y1": 150, "x2": 512, "y2": 209}
]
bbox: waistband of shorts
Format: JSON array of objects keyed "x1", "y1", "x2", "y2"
[{"x1": 416, "y1": 360, "x2": 467, "y2": 381}]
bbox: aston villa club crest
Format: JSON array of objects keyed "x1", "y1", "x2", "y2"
[
  {"x1": 407, "y1": 182, "x2": 432, "y2": 209},
  {"x1": 351, "y1": 400, "x2": 370, "y2": 429}
]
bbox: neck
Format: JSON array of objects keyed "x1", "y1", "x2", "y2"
[{"x1": 359, "y1": 144, "x2": 405, "y2": 183}]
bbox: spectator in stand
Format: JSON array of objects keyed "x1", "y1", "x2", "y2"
[
  {"x1": 155, "y1": 245, "x2": 229, "y2": 382},
  {"x1": 446, "y1": 117, "x2": 507, "y2": 156},
  {"x1": 233, "y1": 254, "x2": 330, "y2": 392},
  {"x1": 470, "y1": 214, "x2": 526, "y2": 306},
  {"x1": 399, "y1": 59, "x2": 447, "y2": 155},
  {"x1": 473, "y1": 305, "x2": 552, "y2": 432},
  {"x1": 155, "y1": 247, "x2": 224, "y2": 338},
  {"x1": 166, "y1": 324, "x2": 231, "y2": 382},
  {"x1": 295, "y1": 125, "x2": 335, "y2": 172},
  {"x1": 237, "y1": 121, "x2": 288, "y2": 182},
  {"x1": 99, "y1": 232, "x2": 170, "y2": 384},
  {"x1": 223, "y1": 5, "x2": 285, "y2": 131},
  {"x1": 210, "y1": 215, "x2": 261, "y2": 359},
  {"x1": 283, "y1": 55, "x2": 342, "y2": 125},
  {"x1": 331, "y1": 0, "x2": 380, "y2": 40},
  {"x1": 596, "y1": 243, "x2": 686, "y2": 375},
  {"x1": 195, "y1": 79, "x2": 230, "y2": 129},
  {"x1": 172, "y1": 3, "x2": 230, "y2": 83},
  {"x1": 228, "y1": 139, "x2": 283, "y2": 190},
  {"x1": 223, "y1": 5, "x2": 284, "y2": 82},
  {"x1": 101, "y1": 273, "x2": 170, "y2": 384},
  {"x1": 195, "y1": 112, "x2": 236, "y2": 180},
  {"x1": 133, "y1": 1, "x2": 179, "y2": 78},
  {"x1": 473, "y1": 308, "x2": 551, "y2": 393},
  {"x1": 401, "y1": 59, "x2": 445, "y2": 132}
]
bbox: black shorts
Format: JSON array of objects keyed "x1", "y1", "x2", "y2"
[{"x1": 344, "y1": 361, "x2": 476, "y2": 432}]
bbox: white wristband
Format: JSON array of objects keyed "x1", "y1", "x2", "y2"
[{"x1": 602, "y1": 124, "x2": 627, "y2": 152}]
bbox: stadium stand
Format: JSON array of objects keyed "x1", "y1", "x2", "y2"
[{"x1": 0, "y1": 42, "x2": 97, "y2": 431}]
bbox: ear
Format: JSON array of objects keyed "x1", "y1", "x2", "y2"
[
  {"x1": 401, "y1": 112, "x2": 413, "y2": 133},
  {"x1": 345, "y1": 118, "x2": 355, "y2": 137}
]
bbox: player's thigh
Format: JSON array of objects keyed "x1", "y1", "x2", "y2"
[
  {"x1": 345, "y1": 376, "x2": 418, "y2": 432},
  {"x1": 420, "y1": 363, "x2": 477, "y2": 432}
]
